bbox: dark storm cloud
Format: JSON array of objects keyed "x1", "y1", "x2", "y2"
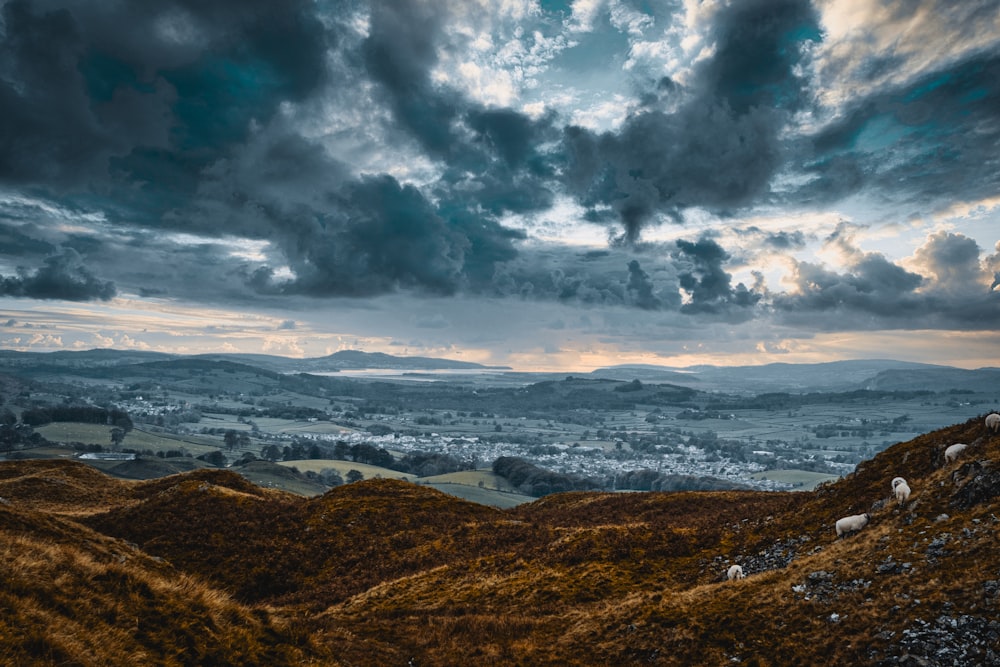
[
  {"x1": 0, "y1": 249, "x2": 116, "y2": 301},
  {"x1": 169, "y1": 0, "x2": 558, "y2": 299},
  {"x1": 361, "y1": 0, "x2": 459, "y2": 160},
  {"x1": 698, "y1": 0, "x2": 820, "y2": 115},
  {"x1": 559, "y1": 0, "x2": 819, "y2": 241},
  {"x1": 0, "y1": 0, "x2": 537, "y2": 303},
  {"x1": 0, "y1": 0, "x2": 110, "y2": 185},
  {"x1": 487, "y1": 246, "x2": 682, "y2": 310},
  {"x1": 293, "y1": 175, "x2": 466, "y2": 296},
  {"x1": 0, "y1": 220, "x2": 59, "y2": 258},
  {"x1": 361, "y1": 2, "x2": 560, "y2": 218},
  {"x1": 625, "y1": 260, "x2": 662, "y2": 310},
  {"x1": 673, "y1": 237, "x2": 762, "y2": 316},
  {"x1": 241, "y1": 174, "x2": 524, "y2": 299},
  {"x1": 0, "y1": 0, "x2": 821, "y2": 311},
  {"x1": 0, "y1": 0, "x2": 329, "y2": 192},
  {"x1": 562, "y1": 104, "x2": 786, "y2": 242},
  {"x1": 796, "y1": 50, "x2": 1000, "y2": 208}
]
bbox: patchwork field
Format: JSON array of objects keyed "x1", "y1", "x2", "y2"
[{"x1": 34, "y1": 423, "x2": 223, "y2": 456}]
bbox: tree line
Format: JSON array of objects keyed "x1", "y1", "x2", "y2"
[
  {"x1": 492, "y1": 456, "x2": 601, "y2": 496},
  {"x1": 20, "y1": 405, "x2": 134, "y2": 431}
]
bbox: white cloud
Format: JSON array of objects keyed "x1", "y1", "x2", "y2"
[
  {"x1": 811, "y1": 0, "x2": 1000, "y2": 116},
  {"x1": 262, "y1": 336, "x2": 305, "y2": 357},
  {"x1": 567, "y1": 0, "x2": 606, "y2": 33}
]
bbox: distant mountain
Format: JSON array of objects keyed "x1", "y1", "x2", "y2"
[
  {"x1": 587, "y1": 364, "x2": 701, "y2": 384},
  {"x1": 0, "y1": 348, "x2": 174, "y2": 368},
  {"x1": 591, "y1": 359, "x2": 954, "y2": 394},
  {"x1": 299, "y1": 350, "x2": 511, "y2": 372},
  {"x1": 865, "y1": 367, "x2": 1000, "y2": 393},
  {"x1": 0, "y1": 348, "x2": 510, "y2": 374},
  {"x1": 2, "y1": 350, "x2": 991, "y2": 395},
  {"x1": 194, "y1": 349, "x2": 511, "y2": 373}
]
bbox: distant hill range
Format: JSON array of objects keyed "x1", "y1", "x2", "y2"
[
  {"x1": 864, "y1": 367, "x2": 1000, "y2": 393},
  {"x1": 0, "y1": 348, "x2": 510, "y2": 374},
  {"x1": 1, "y1": 349, "x2": 996, "y2": 394},
  {"x1": 588, "y1": 359, "x2": 1000, "y2": 394},
  {"x1": 193, "y1": 349, "x2": 512, "y2": 373}
]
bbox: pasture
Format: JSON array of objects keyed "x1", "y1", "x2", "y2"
[
  {"x1": 279, "y1": 459, "x2": 416, "y2": 481},
  {"x1": 34, "y1": 423, "x2": 223, "y2": 457},
  {"x1": 418, "y1": 469, "x2": 523, "y2": 493},
  {"x1": 749, "y1": 469, "x2": 840, "y2": 491},
  {"x1": 418, "y1": 481, "x2": 535, "y2": 508}
]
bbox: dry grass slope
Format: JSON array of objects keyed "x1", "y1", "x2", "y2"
[
  {"x1": 0, "y1": 495, "x2": 333, "y2": 665},
  {"x1": 0, "y1": 413, "x2": 997, "y2": 665}
]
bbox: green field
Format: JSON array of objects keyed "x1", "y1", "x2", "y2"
[
  {"x1": 233, "y1": 461, "x2": 329, "y2": 496},
  {"x1": 279, "y1": 459, "x2": 415, "y2": 481},
  {"x1": 34, "y1": 423, "x2": 223, "y2": 457},
  {"x1": 749, "y1": 469, "x2": 841, "y2": 491},
  {"x1": 418, "y1": 469, "x2": 522, "y2": 493},
  {"x1": 418, "y1": 481, "x2": 535, "y2": 508}
]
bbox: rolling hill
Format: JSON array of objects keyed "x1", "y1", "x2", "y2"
[{"x1": 1, "y1": 414, "x2": 998, "y2": 665}]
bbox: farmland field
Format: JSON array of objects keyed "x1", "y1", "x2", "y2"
[
  {"x1": 279, "y1": 459, "x2": 416, "y2": 481},
  {"x1": 748, "y1": 469, "x2": 840, "y2": 491},
  {"x1": 418, "y1": 469, "x2": 523, "y2": 493},
  {"x1": 34, "y1": 423, "x2": 223, "y2": 456},
  {"x1": 418, "y1": 481, "x2": 535, "y2": 508}
]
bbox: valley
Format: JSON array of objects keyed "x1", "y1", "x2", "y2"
[{"x1": 2, "y1": 350, "x2": 996, "y2": 501}]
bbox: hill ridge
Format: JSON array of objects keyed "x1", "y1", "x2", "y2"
[{"x1": 0, "y1": 413, "x2": 998, "y2": 664}]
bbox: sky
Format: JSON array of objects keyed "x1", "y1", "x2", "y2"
[{"x1": 1, "y1": 0, "x2": 999, "y2": 371}]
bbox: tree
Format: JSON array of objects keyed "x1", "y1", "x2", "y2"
[
  {"x1": 223, "y1": 430, "x2": 239, "y2": 451},
  {"x1": 260, "y1": 444, "x2": 282, "y2": 461},
  {"x1": 198, "y1": 450, "x2": 226, "y2": 467},
  {"x1": 346, "y1": 469, "x2": 364, "y2": 484},
  {"x1": 320, "y1": 468, "x2": 344, "y2": 487},
  {"x1": 110, "y1": 427, "x2": 126, "y2": 449},
  {"x1": 333, "y1": 440, "x2": 350, "y2": 460}
]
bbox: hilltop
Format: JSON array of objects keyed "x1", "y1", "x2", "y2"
[{"x1": 0, "y1": 414, "x2": 998, "y2": 665}]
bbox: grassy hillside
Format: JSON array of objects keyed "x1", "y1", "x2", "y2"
[{"x1": 0, "y1": 415, "x2": 998, "y2": 665}]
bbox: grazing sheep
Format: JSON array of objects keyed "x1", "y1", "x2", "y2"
[
  {"x1": 892, "y1": 478, "x2": 911, "y2": 505},
  {"x1": 727, "y1": 564, "x2": 745, "y2": 581},
  {"x1": 835, "y1": 512, "x2": 870, "y2": 537},
  {"x1": 986, "y1": 413, "x2": 1000, "y2": 434},
  {"x1": 944, "y1": 443, "x2": 968, "y2": 463}
]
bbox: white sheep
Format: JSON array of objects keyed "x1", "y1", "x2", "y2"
[
  {"x1": 944, "y1": 443, "x2": 968, "y2": 463},
  {"x1": 835, "y1": 512, "x2": 870, "y2": 537},
  {"x1": 891, "y1": 477, "x2": 910, "y2": 505},
  {"x1": 986, "y1": 413, "x2": 1000, "y2": 434},
  {"x1": 727, "y1": 564, "x2": 745, "y2": 581}
]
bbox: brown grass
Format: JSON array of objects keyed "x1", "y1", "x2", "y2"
[{"x1": 0, "y1": 503, "x2": 334, "y2": 665}]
